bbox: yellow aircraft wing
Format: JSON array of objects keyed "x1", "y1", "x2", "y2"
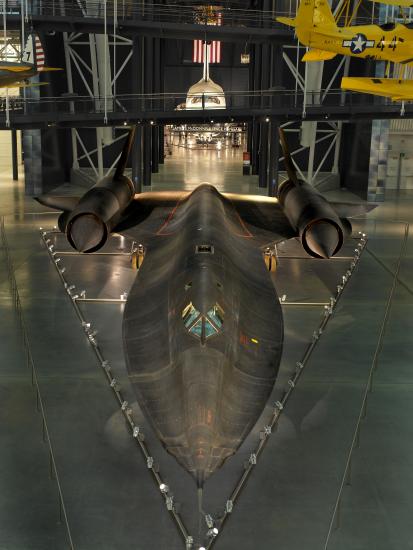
[
  {"x1": 369, "y1": 0, "x2": 413, "y2": 7},
  {"x1": 341, "y1": 76, "x2": 413, "y2": 100},
  {"x1": 0, "y1": 65, "x2": 61, "y2": 73},
  {"x1": 0, "y1": 65, "x2": 29, "y2": 72},
  {"x1": 276, "y1": 16, "x2": 297, "y2": 27},
  {"x1": 302, "y1": 48, "x2": 337, "y2": 61}
]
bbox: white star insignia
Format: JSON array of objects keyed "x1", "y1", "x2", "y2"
[{"x1": 352, "y1": 35, "x2": 365, "y2": 52}]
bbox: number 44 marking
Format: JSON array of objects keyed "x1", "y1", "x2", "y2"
[{"x1": 377, "y1": 36, "x2": 400, "y2": 51}]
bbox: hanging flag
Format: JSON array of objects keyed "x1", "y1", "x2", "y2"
[
  {"x1": 193, "y1": 40, "x2": 221, "y2": 63},
  {"x1": 192, "y1": 10, "x2": 222, "y2": 64}
]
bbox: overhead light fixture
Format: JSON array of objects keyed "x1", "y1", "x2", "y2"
[{"x1": 159, "y1": 483, "x2": 169, "y2": 493}]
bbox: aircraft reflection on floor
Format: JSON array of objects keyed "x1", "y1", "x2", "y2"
[{"x1": 36, "y1": 127, "x2": 373, "y2": 487}]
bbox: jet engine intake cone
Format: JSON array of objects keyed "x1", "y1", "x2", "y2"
[
  {"x1": 303, "y1": 219, "x2": 343, "y2": 259},
  {"x1": 67, "y1": 213, "x2": 107, "y2": 253}
]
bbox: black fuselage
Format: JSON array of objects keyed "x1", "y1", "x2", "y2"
[{"x1": 123, "y1": 185, "x2": 283, "y2": 485}]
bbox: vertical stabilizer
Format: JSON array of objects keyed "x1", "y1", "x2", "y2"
[
  {"x1": 279, "y1": 128, "x2": 299, "y2": 186},
  {"x1": 21, "y1": 34, "x2": 35, "y2": 66},
  {"x1": 311, "y1": 0, "x2": 337, "y2": 29},
  {"x1": 34, "y1": 35, "x2": 45, "y2": 69},
  {"x1": 277, "y1": 0, "x2": 337, "y2": 34},
  {"x1": 114, "y1": 127, "x2": 137, "y2": 180}
]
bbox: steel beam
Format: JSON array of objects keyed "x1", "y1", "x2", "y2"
[{"x1": 5, "y1": 15, "x2": 293, "y2": 44}]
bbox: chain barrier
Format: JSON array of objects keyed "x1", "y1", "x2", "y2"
[
  {"x1": 323, "y1": 222, "x2": 409, "y2": 549},
  {"x1": 206, "y1": 232, "x2": 369, "y2": 549},
  {"x1": 41, "y1": 227, "x2": 370, "y2": 549},
  {"x1": 41, "y1": 229, "x2": 192, "y2": 548}
]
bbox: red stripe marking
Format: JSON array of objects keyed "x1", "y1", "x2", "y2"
[{"x1": 156, "y1": 196, "x2": 186, "y2": 235}]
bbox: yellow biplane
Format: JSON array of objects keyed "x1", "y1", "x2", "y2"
[
  {"x1": 0, "y1": 33, "x2": 60, "y2": 89},
  {"x1": 277, "y1": 0, "x2": 413, "y2": 64}
]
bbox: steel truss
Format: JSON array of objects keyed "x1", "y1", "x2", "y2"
[
  {"x1": 281, "y1": 43, "x2": 348, "y2": 186},
  {"x1": 278, "y1": 0, "x2": 365, "y2": 186},
  {"x1": 63, "y1": 8, "x2": 133, "y2": 180}
]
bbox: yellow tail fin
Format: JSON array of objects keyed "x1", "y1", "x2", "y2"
[
  {"x1": 278, "y1": 0, "x2": 337, "y2": 31},
  {"x1": 311, "y1": 0, "x2": 337, "y2": 28}
]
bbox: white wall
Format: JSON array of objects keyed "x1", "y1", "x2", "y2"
[{"x1": 0, "y1": 130, "x2": 22, "y2": 179}]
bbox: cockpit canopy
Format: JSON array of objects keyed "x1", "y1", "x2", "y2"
[{"x1": 182, "y1": 302, "x2": 224, "y2": 342}]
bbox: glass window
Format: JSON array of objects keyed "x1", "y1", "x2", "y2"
[
  {"x1": 182, "y1": 302, "x2": 200, "y2": 328},
  {"x1": 182, "y1": 302, "x2": 223, "y2": 341},
  {"x1": 204, "y1": 318, "x2": 218, "y2": 339},
  {"x1": 207, "y1": 304, "x2": 224, "y2": 329},
  {"x1": 190, "y1": 318, "x2": 203, "y2": 338}
]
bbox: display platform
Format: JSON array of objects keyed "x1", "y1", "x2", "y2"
[{"x1": 1, "y1": 212, "x2": 408, "y2": 550}]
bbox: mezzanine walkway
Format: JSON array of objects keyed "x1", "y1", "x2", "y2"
[{"x1": 0, "y1": 89, "x2": 409, "y2": 129}]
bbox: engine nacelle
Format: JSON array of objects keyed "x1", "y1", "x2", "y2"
[
  {"x1": 278, "y1": 179, "x2": 344, "y2": 259},
  {"x1": 65, "y1": 174, "x2": 134, "y2": 253}
]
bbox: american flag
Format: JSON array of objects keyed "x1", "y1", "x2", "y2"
[
  {"x1": 35, "y1": 35, "x2": 45, "y2": 69},
  {"x1": 193, "y1": 40, "x2": 221, "y2": 64},
  {"x1": 193, "y1": 11, "x2": 222, "y2": 64}
]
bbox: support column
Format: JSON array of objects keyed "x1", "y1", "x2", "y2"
[
  {"x1": 151, "y1": 125, "x2": 159, "y2": 174},
  {"x1": 251, "y1": 43, "x2": 262, "y2": 176},
  {"x1": 159, "y1": 126, "x2": 165, "y2": 164},
  {"x1": 258, "y1": 121, "x2": 269, "y2": 189},
  {"x1": 11, "y1": 129, "x2": 18, "y2": 181},
  {"x1": 246, "y1": 43, "x2": 254, "y2": 176},
  {"x1": 132, "y1": 125, "x2": 142, "y2": 193},
  {"x1": 143, "y1": 125, "x2": 152, "y2": 187},
  {"x1": 268, "y1": 119, "x2": 279, "y2": 197},
  {"x1": 368, "y1": 120, "x2": 389, "y2": 202},
  {"x1": 22, "y1": 130, "x2": 42, "y2": 195},
  {"x1": 132, "y1": 35, "x2": 143, "y2": 108},
  {"x1": 260, "y1": 43, "x2": 270, "y2": 108},
  {"x1": 251, "y1": 122, "x2": 260, "y2": 175},
  {"x1": 246, "y1": 123, "x2": 253, "y2": 159}
]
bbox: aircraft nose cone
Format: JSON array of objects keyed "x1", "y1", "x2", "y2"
[
  {"x1": 68, "y1": 214, "x2": 106, "y2": 252},
  {"x1": 195, "y1": 469, "x2": 206, "y2": 488},
  {"x1": 189, "y1": 441, "x2": 213, "y2": 488},
  {"x1": 187, "y1": 424, "x2": 228, "y2": 488},
  {"x1": 305, "y1": 220, "x2": 340, "y2": 259}
]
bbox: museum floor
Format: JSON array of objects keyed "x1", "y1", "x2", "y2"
[{"x1": 1, "y1": 150, "x2": 413, "y2": 550}]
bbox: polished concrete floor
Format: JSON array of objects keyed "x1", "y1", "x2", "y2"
[{"x1": 1, "y1": 151, "x2": 413, "y2": 550}]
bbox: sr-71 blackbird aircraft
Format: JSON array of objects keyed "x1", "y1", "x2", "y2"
[{"x1": 36, "y1": 128, "x2": 371, "y2": 487}]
